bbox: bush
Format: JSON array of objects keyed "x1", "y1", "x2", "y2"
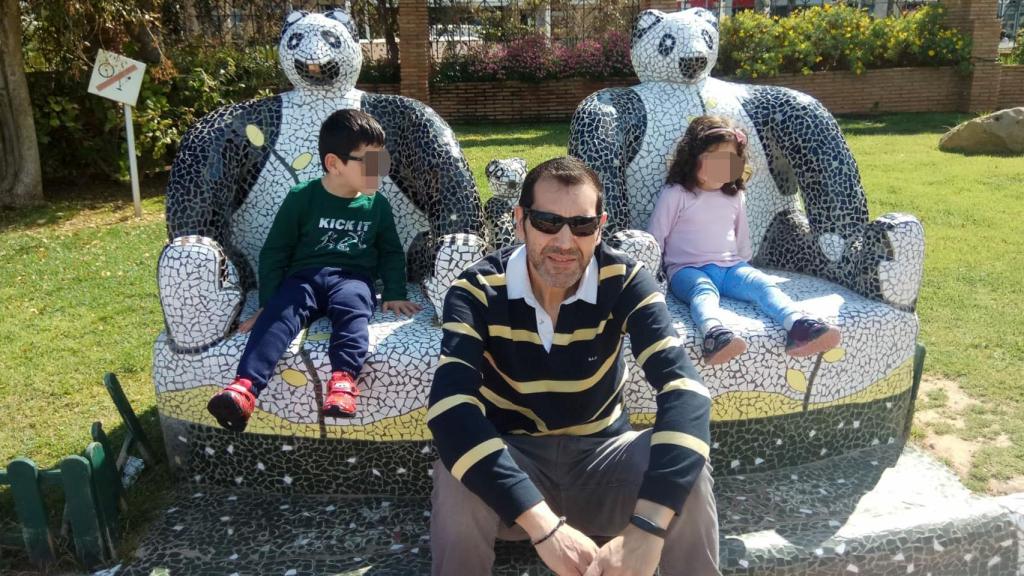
[
  {"x1": 27, "y1": 44, "x2": 396, "y2": 181},
  {"x1": 1005, "y1": 30, "x2": 1024, "y2": 65},
  {"x1": 716, "y1": 4, "x2": 971, "y2": 78},
  {"x1": 430, "y1": 31, "x2": 635, "y2": 85}
]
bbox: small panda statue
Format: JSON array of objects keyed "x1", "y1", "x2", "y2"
[{"x1": 483, "y1": 158, "x2": 527, "y2": 250}]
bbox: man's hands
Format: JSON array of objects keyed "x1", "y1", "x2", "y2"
[
  {"x1": 518, "y1": 502, "x2": 599, "y2": 576},
  {"x1": 382, "y1": 300, "x2": 422, "y2": 317},
  {"x1": 536, "y1": 522, "x2": 601, "y2": 576},
  {"x1": 519, "y1": 499, "x2": 672, "y2": 576},
  {"x1": 583, "y1": 525, "x2": 663, "y2": 576},
  {"x1": 583, "y1": 499, "x2": 673, "y2": 576},
  {"x1": 239, "y1": 308, "x2": 263, "y2": 333}
]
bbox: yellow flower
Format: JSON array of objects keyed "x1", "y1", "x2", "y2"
[{"x1": 928, "y1": 49, "x2": 935, "y2": 57}]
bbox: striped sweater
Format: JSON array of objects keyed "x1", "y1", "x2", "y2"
[{"x1": 427, "y1": 242, "x2": 712, "y2": 525}]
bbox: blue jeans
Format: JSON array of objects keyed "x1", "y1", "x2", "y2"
[
  {"x1": 669, "y1": 262, "x2": 801, "y2": 334},
  {"x1": 237, "y1": 267, "x2": 376, "y2": 396}
]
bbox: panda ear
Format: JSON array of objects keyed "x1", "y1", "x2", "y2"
[
  {"x1": 632, "y1": 10, "x2": 665, "y2": 44},
  {"x1": 282, "y1": 10, "x2": 308, "y2": 37},
  {"x1": 324, "y1": 8, "x2": 360, "y2": 41},
  {"x1": 690, "y1": 7, "x2": 719, "y2": 30}
]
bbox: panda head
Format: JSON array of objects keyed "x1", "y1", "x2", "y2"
[
  {"x1": 630, "y1": 8, "x2": 719, "y2": 84},
  {"x1": 485, "y1": 158, "x2": 527, "y2": 200},
  {"x1": 279, "y1": 9, "x2": 362, "y2": 93}
]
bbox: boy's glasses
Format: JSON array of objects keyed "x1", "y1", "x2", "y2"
[
  {"x1": 343, "y1": 149, "x2": 392, "y2": 177},
  {"x1": 524, "y1": 209, "x2": 602, "y2": 237}
]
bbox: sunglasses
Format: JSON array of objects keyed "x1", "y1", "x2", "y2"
[
  {"x1": 524, "y1": 208, "x2": 602, "y2": 237},
  {"x1": 341, "y1": 149, "x2": 392, "y2": 177}
]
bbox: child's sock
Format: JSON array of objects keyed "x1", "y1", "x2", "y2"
[
  {"x1": 701, "y1": 319, "x2": 723, "y2": 336},
  {"x1": 782, "y1": 312, "x2": 803, "y2": 331}
]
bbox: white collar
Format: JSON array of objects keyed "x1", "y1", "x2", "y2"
[{"x1": 506, "y1": 245, "x2": 599, "y2": 307}]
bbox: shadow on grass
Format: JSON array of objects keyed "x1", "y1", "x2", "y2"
[
  {"x1": 0, "y1": 402, "x2": 171, "y2": 575},
  {"x1": 837, "y1": 112, "x2": 974, "y2": 136},
  {"x1": 0, "y1": 173, "x2": 169, "y2": 235}
]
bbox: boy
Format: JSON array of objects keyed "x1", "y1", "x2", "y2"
[{"x1": 207, "y1": 109, "x2": 421, "y2": 432}]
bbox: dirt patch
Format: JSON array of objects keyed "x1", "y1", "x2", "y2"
[{"x1": 914, "y1": 375, "x2": 1023, "y2": 494}]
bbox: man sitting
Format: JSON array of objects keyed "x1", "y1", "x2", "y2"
[{"x1": 427, "y1": 156, "x2": 721, "y2": 576}]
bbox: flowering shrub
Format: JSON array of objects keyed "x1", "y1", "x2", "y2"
[
  {"x1": 431, "y1": 31, "x2": 635, "y2": 85},
  {"x1": 717, "y1": 4, "x2": 971, "y2": 78},
  {"x1": 432, "y1": 4, "x2": 970, "y2": 84}
]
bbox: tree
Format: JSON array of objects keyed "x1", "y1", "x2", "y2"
[{"x1": 0, "y1": 0, "x2": 43, "y2": 208}]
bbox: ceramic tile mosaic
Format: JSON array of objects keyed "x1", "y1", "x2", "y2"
[{"x1": 114, "y1": 446, "x2": 1017, "y2": 576}]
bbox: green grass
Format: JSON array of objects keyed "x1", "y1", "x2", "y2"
[{"x1": 0, "y1": 113, "x2": 1021, "y2": 570}]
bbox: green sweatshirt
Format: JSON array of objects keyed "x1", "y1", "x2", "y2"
[{"x1": 258, "y1": 178, "x2": 407, "y2": 306}]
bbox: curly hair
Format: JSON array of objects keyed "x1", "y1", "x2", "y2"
[{"x1": 665, "y1": 115, "x2": 748, "y2": 197}]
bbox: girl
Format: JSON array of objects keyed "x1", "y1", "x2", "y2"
[{"x1": 647, "y1": 115, "x2": 840, "y2": 365}]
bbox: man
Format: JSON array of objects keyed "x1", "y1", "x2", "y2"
[{"x1": 428, "y1": 157, "x2": 720, "y2": 576}]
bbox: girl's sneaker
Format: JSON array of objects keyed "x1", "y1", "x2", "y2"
[
  {"x1": 207, "y1": 377, "x2": 256, "y2": 432},
  {"x1": 323, "y1": 371, "x2": 360, "y2": 417},
  {"x1": 702, "y1": 326, "x2": 747, "y2": 365},
  {"x1": 785, "y1": 318, "x2": 841, "y2": 357}
]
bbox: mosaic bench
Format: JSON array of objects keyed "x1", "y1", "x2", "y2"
[{"x1": 116, "y1": 445, "x2": 1020, "y2": 575}]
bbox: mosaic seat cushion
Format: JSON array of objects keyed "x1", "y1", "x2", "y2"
[{"x1": 155, "y1": 264, "x2": 917, "y2": 482}]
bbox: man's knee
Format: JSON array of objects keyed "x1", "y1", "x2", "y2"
[{"x1": 430, "y1": 461, "x2": 499, "y2": 535}]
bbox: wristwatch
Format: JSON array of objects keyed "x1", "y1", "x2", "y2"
[{"x1": 629, "y1": 513, "x2": 668, "y2": 539}]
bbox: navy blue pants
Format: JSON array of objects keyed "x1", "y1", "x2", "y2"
[{"x1": 237, "y1": 267, "x2": 375, "y2": 396}]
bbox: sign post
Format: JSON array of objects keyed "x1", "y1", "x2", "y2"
[{"x1": 87, "y1": 50, "x2": 147, "y2": 218}]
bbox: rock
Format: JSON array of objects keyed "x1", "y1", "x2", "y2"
[{"x1": 939, "y1": 107, "x2": 1024, "y2": 154}]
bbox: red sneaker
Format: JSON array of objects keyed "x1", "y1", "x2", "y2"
[
  {"x1": 207, "y1": 377, "x2": 256, "y2": 432},
  {"x1": 323, "y1": 371, "x2": 360, "y2": 418}
]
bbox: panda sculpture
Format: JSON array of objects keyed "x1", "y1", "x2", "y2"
[
  {"x1": 152, "y1": 9, "x2": 490, "y2": 487},
  {"x1": 161, "y1": 9, "x2": 487, "y2": 353},
  {"x1": 483, "y1": 157, "x2": 527, "y2": 250},
  {"x1": 570, "y1": 8, "x2": 924, "y2": 308},
  {"x1": 568, "y1": 7, "x2": 927, "y2": 474}
]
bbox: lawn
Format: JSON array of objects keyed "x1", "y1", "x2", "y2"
[{"x1": 0, "y1": 113, "x2": 1020, "y2": 571}]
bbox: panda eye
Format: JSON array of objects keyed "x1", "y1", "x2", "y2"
[
  {"x1": 321, "y1": 30, "x2": 342, "y2": 48},
  {"x1": 657, "y1": 33, "x2": 676, "y2": 57},
  {"x1": 702, "y1": 29, "x2": 714, "y2": 50},
  {"x1": 287, "y1": 32, "x2": 303, "y2": 50}
]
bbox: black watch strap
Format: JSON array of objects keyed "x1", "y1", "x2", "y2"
[{"x1": 629, "y1": 513, "x2": 668, "y2": 539}]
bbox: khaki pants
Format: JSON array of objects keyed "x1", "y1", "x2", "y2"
[{"x1": 430, "y1": 429, "x2": 721, "y2": 576}]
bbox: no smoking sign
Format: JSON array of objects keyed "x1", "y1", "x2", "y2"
[{"x1": 87, "y1": 49, "x2": 146, "y2": 107}]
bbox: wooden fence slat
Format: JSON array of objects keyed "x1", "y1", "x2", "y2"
[
  {"x1": 7, "y1": 458, "x2": 56, "y2": 566},
  {"x1": 85, "y1": 441, "x2": 121, "y2": 556},
  {"x1": 59, "y1": 456, "x2": 106, "y2": 568}
]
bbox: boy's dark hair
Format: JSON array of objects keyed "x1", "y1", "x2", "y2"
[
  {"x1": 666, "y1": 115, "x2": 748, "y2": 197},
  {"x1": 519, "y1": 156, "x2": 604, "y2": 215},
  {"x1": 318, "y1": 109, "x2": 386, "y2": 171}
]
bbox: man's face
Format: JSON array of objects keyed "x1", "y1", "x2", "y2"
[{"x1": 514, "y1": 177, "x2": 607, "y2": 291}]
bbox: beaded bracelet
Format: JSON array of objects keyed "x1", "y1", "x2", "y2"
[{"x1": 531, "y1": 516, "x2": 567, "y2": 547}]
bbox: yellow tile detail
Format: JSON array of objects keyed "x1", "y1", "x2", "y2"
[
  {"x1": 786, "y1": 369, "x2": 808, "y2": 393},
  {"x1": 823, "y1": 348, "x2": 847, "y2": 363},
  {"x1": 280, "y1": 369, "x2": 308, "y2": 387}
]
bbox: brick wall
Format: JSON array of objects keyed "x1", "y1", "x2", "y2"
[
  {"x1": 356, "y1": 82, "x2": 401, "y2": 95},
  {"x1": 429, "y1": 78, "x2": 638, "y2": 122},
  {"x1": 414, "y1": 67, "x2": 966, "y2": 123},
  {"x1": 997, "y1": 65, "x2": 1024, "y2": 109},
  {"x1": 397, "y1": 0, "x2": 430, "y2": 103},
  {"x1": 743, "y1": 67, "x2": 967, "y2": 115}
]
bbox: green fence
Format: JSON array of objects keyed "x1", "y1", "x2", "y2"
[{"x1": 0, "y1": 373, "x2": 155, "y2": 569}]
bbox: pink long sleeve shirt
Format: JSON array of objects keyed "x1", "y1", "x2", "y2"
[{"x1": 646, "y1": 184, "x2": 753, "y2": 280}]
